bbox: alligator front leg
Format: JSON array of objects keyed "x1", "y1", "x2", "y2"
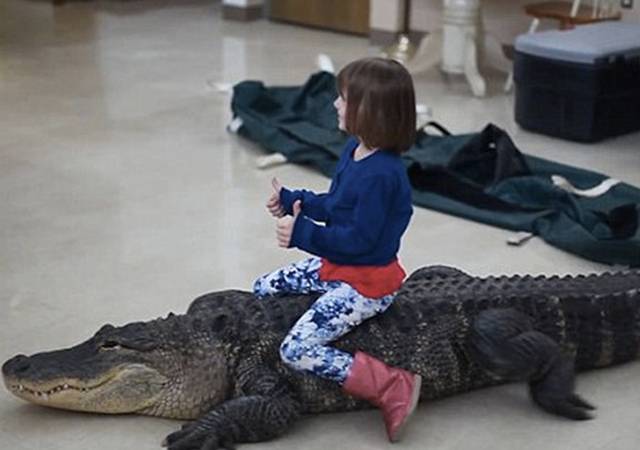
[
  {"x1": 469, "y1": 308, "x2": 595, "y2": 420},
  {"x1": 163, "y1": 365, "x2": 300, "y2": 450}
]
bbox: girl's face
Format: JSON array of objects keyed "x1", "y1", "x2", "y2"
[{"x1": 333, "y1": 93, "x2": 347, "y2": 131}]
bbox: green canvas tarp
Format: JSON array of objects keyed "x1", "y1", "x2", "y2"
[{"x1": 230, "y1": 71, "x2": 640, "y2": 267}]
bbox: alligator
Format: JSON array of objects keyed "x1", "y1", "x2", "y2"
[{"x1": 3, "y1": 265, "x2": 640, "y2": 449}]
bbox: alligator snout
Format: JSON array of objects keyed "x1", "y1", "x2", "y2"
[{"x1": 2, "y1": 354, "x2": 30, "y2": 377}]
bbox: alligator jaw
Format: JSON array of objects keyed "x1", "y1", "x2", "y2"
[
  {"x1": 5, "y1": 376, "x2": 113, "y2": 405},
  {"x1": 3, "y1": 364, "x2": 168, "y2": 414}
]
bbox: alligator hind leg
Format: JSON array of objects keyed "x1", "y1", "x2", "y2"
[{"x1": 469, "y1": 308, "x2": 595, "y2": 420}]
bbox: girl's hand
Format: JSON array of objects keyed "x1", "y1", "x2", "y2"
[
  {"x1": 266, "y1": 177, "x2": 286, "y2": 218},
  {"x1": 276, "y1": 200, "x2": 302, "y2": 248}
]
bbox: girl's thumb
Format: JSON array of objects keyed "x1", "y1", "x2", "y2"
[
  {"x1": 293, "y1": 200, "x2": 302, "y2": 216},
  {"x1": 272, "y1": 177, "x2": 282, "y2": 193}
]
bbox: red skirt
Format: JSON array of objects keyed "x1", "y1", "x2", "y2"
[{"x1": 318, "y1": 258, "x2": 406, "y2": 298}]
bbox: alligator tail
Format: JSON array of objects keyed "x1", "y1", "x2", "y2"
[{"x1": 560, "y1": 286, "x2": 640, "y2": 371}]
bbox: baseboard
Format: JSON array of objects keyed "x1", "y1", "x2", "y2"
[
  {"x1": 222, "y1": 4, "x2": 263, "y2": 22},
  {"x1": 369, "y1": 28, "x2": 427, "y2": 46}
]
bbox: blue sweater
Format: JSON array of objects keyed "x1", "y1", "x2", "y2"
[{"x1": 280, "y1": 138, "x2": 413, "y2": 266}]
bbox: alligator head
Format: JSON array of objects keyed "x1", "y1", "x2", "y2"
[{"x1": 2, "y1": 314, "x2": 231, "y2": 419}]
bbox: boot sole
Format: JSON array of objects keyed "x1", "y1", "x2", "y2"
[{"x1": 389, "y1": 374, "x2": 422, "y2": 443}]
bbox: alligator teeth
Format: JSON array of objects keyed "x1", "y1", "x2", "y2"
[
  {"x1": 12, "y1": 383, "x2": 90, "y2": 395},
  {"x1": 42, "y1": 393, "x2": 48, "y2": 401}
]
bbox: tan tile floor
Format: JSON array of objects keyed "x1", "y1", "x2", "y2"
[{"x1": 1, "y1": 1, "x2": 639, "y2": 449}]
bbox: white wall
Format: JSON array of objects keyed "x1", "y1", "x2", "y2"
[
  {"x1": 223, "y1": 0, "x2": 263, "y2": 6},
  {"x1": 370, "y1": 0, "x2": 404, "y2": 31}
]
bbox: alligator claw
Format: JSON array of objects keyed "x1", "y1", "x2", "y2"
[
  {"x1": 551, "y1": 397, "x2": 595, "y2": 421},
  {"x1": 568, "y1": 394, "x2": 596, "y2": 411},
  {"x1": 162, "y1": 427, "x2": 190, "y2": 448},
  {"x1": 161, "y1": 420, "x2": 192, "y2": 446},
  {"x1": 532, "y1": 388, "x2": 596, "y2": 420},
  {"x1": 163, "y1": 422, "x2": 235, "y2": 450}
]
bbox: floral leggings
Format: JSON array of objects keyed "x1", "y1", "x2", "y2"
[{"x1": 253, "y1": 257, "x2": 395, "y2": 384}]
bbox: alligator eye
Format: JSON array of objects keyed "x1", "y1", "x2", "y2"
[{"x1": 100, "y1": 341, "x2": 122, "y2": 350}]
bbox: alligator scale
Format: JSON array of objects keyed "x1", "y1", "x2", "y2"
[{"x1": 3, "y1": 266, "x2": 640, "y2": 449}]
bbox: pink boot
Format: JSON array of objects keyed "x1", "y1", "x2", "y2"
[{"x1": 342, "y1": 351, "x2": 422, "y2": 442}]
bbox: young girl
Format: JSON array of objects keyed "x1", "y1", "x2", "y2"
[{"x1": 253, "y1": 57, "x2": 420, "y2": 442}]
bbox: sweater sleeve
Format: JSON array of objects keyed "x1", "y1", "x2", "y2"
[
  {"x1": 290, "y1": 174, "x2": 394, "y2": 257},
  {"x1": 280, "y1": 188, "x2": 329, "y2": 222}
]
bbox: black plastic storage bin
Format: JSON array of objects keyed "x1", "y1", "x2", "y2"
[{"x1": 514, "y1": 22, "x2": 640, "y2": 143}]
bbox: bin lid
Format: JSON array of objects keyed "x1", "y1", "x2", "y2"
[{"x1": 515, "y1": 22, "x2": 640, "y2": 64}]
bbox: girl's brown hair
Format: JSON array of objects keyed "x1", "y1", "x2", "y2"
[{"x1": 337, "y1": 57, "x2": 416, "y2": 154}]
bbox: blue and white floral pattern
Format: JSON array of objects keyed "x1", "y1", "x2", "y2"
[{"x1": 253, "y1": 257, "x2": 395, "y2": 383}]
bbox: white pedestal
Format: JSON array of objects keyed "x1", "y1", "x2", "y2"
[{"x1": 406, "y1": 0, "x2": 510, "y2": 97}]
